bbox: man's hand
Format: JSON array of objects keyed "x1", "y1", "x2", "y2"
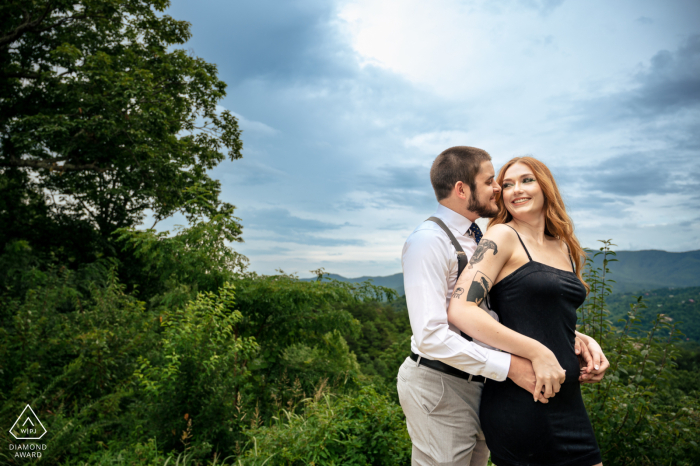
[
  {"x1": 575, "y1": 336, "x2": 594, "y2": 381},
  {"x1": 507, "y1": 355, "x2": 549, "y2": 403},
  {"x1": 575, "y1": 333, "x2": 610, "y2": 383}
]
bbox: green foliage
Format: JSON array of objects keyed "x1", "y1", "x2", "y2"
[
  {"x1": 0, "y1": 0, "x2": 243, "y2": 262},
  {"x1": 0, "y1": 224, "x2": 403, "y2": 464},
  {"x1": 0, "y1": 171, "x2": 103, "y2": 267},
  {"x1": 579, "y1": 240, "x2": 700, "y2": 465},
  {"x1": 63, "y1": 438, "x2": 166, "y2": 466},
  {"x1": 606, "y1": 286, "x2": 700, "y2": 342},
  {"x1": 114, "y1": 214, "x2": 247, "y2": 307},
  {"x1": 342, "y1": 296, "x2": 411, "y2": 398},
  {"x1": 670, "y1": 342, "x2": 700, "y2": 397},
  {"x1": 232, "y1": 273, "x2": 388, "y2": 423},
  {"x1": 0, "y1": 255, "x2": 158, "y2": 464},
  {"x1": 675, "y1": 341, "x2": 700, "y2": 371},
  {"x1": 133, "y1": 282, "x2": 259, "y2": 457},
  {"x1": 240, "y1": 386, "x2": 411, "y2": 466},
  {"x1": 281, "y1": 330, "x2": 359, "y2": 382}
]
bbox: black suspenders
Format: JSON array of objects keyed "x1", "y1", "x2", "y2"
[
  {"x1": 426, "y1": 217, "x2": 468, "y2": 276},
  {"x1": 426, "y1": 217, "x2": 473, "y2": 342}
]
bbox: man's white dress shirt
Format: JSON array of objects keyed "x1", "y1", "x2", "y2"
[{"x1": 402, "y1": 204, "x2": 511, "y2": 381}]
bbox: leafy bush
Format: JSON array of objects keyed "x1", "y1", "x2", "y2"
[
  {"x1": 342, "y1": 297, "x2": 411, "y2": 381},
  {"x1": 579, "y1": 241, "x2": 700, "y2": 465},
  {"x1": 0, "y1": 252, "x2": 158, "y2": 463},
  {"x1": 0, "y1": 227, "x2": 399, "y2": 464},
  {"x1": 115, "y1": 213, "x2": 247, "y2": 308},
  {"x1": 133, "y1": 282, "x2": 259, "y2": 457},
  {"x1": 63, "y1": 438, "x2": 166, "y2": 466},
  {"x1": 240, "y1": 386, "x2": 411, "y2": 466},
  {"x1": 232, "y1": 273, "x2": 378, "y2": 421}
]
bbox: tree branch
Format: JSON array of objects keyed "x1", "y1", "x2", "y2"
[
  {"x1": 0, "y1": 2, "x2": 56, "y2": 49},
  {"x1": 74, "y1": 194, "x2": 100, "y2": 226},
  {"x1": 0, "y1": 157, "x2": 112, "y2": 173},
  {"x1": 1, "y1": 71, "x2": 43, "y2": 80},
  {"x1": 0, "y1": 4, "x2": 108, "y2": 51}
]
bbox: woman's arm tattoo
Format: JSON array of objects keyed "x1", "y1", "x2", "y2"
[
  {"x1": 452, "y1": 287, "x2": 465, "y2": 299},
  {"x1": 468, "y1": 239, "x2": 498, "y2": 269},
  {"x1": 466, "y1": 271, "x2": 493, "y2": 306}
]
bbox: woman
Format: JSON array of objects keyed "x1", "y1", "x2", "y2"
[{"x1": 447, "y1": 156, "x2": 602, "y2": 466}]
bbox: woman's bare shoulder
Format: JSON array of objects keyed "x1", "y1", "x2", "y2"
[
  {"x1": 481, "y1": 224, "x2": 519, "y2": 252},
  {"x1": 483, "y1": 223, "x2": 519, "y2": 240}
]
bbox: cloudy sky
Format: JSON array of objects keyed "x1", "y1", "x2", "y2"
[{"x1": 159, "y1": 0, "x2": 700, "y2": 278}]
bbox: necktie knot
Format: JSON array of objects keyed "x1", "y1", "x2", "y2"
[{"x1": 468, "y1": 223, "x2": 483, "y2": 244}]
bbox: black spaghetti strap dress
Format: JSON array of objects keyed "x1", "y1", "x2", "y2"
[{"x1": 480, "y1": 227, "x2": 601, "y2": 466}]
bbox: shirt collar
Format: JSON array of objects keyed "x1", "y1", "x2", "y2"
[{"x1": 433, "y1": 204, "x2": 473, "y2": 237}]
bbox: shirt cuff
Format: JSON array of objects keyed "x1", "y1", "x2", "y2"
[{"x1": 483, "y1": 350, "x2": 511, "y2": 381}]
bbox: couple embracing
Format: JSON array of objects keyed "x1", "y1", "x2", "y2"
[{"x1": 397, "y1": 146, "x2": 609, "y2": 466}]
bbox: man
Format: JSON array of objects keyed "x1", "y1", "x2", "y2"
[{"x1": 397, "y1": 146, "x2": 608, "y2": 466}]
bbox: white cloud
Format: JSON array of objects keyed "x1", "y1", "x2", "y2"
[
  {"x1": 404, "y1": 130, "x2": 471, "y2": 155},
  {"x1": 339, "y1": 0, "x2": 700, "y2": 101}
]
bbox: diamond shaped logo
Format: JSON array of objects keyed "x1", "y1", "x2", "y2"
[{"x1": 9, "y1": 405, "x2": 47, "y2": 440}]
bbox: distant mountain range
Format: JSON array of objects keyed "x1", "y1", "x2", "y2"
[
  {"x1": 587, "y1": 249, "x2": 700, "y2": 293},
  {"x1": 307, "y1": 272, "x2": 406, "y2": 296},
  {"x1": 308, "y1": 250, "x2": 700, "y2": 296}
]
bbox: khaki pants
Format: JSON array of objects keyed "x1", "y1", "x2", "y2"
[{"x1": 397, "y1": 357, "x2": 489, "y2": 466}]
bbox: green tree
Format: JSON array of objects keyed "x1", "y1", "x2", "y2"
[
  {"x1": 114, "y1": 214, "x2": 248, "y2": 307},
  {"x1": 0, "y1": 0, "x2": 243, "y2": 262},
  {"x1": 342, "y1": 296, "x2": 412, "y2": 396}
]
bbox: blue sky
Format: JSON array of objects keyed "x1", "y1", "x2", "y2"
[{"x1": 157, "y1": 0, "x2": 700, "y2": 278}]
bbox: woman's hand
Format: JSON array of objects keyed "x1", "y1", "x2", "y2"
[
  {"x1": 530, "y1": 349, "x2": 566, "y2": 402},
  {"x1": 508, "y1": 355, "x2": 549, "y2": 403},
  {"x1": 575, "y1": 332, "x2": 610, "y2": 383}
]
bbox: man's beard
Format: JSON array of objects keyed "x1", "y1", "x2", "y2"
[{"x1": 468, "y1": 192, "x2": 498, "y2": 218}]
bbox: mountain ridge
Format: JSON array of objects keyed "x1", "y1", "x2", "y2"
[{"x1": 304, "y1": 249, "x2": 700, "y2": 296}]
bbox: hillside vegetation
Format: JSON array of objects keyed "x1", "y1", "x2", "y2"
[
  {"x1": 303, "y1": 273, "x2": 405, "y2": 297},
  {"x1": 608, "y1": 286, "x2": 700, "y2": 341}
]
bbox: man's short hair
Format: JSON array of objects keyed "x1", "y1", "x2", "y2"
[{"x1": 430, "y1": 146, "x2": 492, "y2": 201}]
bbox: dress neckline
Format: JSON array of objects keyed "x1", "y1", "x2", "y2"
[
  {"x1": 492, "y1": 261, "x2": 577, "y2": 290},
  {"x1": 500, "y1": 224, "x2": 576, "y2": 279}
]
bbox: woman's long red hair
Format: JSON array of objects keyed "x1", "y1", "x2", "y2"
[{"x1": 488, "y1": 156, "x2": 588, "y2": 292}]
